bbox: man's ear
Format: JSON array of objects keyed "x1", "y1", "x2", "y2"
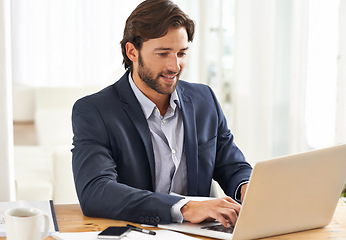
[{"x1": 125, "y1": 42, "x2": 138, "y2": 63}]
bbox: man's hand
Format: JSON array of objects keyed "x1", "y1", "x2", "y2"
[{"x1": 181, "y1": 197, "x2": 241, "y2": 228}]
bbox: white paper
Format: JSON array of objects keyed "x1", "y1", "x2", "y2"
[
  {"x1": 52, "y1": 231, "x2": 100, "y2": 240},
  {"x1": 52, "y1": 229, "x2": 200, "y2": 240}
]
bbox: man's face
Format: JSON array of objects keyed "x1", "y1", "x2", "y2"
[{"x1": 133, "y1": 27, "x2": 189, "y2": 96}]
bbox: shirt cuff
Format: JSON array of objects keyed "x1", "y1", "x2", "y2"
[
  {"x1": 170, "y1": 193, "x2": 217, "y2": 223},
  {"x1": 170, "y1": 198, "x2": 189, "y2": 223},
  {"x1": 235, "y1": 181, "x2": 249, "y2": 202}
]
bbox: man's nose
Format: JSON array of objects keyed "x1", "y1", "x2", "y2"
[{"x1": 167, "y1": 55, "x2": 181, "y2": 72}]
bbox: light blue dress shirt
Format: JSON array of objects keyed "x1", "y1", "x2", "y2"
[{"x1": 128, "y1": 74, "x2": 187, "y2": 195}]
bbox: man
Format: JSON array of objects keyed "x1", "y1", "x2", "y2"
[{"x1": 72, "y1": 0, "x2": 252, "y2": 228}]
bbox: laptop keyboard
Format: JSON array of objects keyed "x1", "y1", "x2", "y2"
[{"x1": 201, "y1": 223, "x2": 234, "y2": 234}]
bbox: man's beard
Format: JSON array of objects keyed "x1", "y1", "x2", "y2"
[{"x1": 137, "y1": 52, "x2": 180, "y2": 95}]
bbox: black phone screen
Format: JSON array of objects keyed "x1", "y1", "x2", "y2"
[{"x1": 98, "y1": 226, "x2": 131, "y2": 239}]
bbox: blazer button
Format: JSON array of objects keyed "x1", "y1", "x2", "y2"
[
  {"x1": 139, "y1": 216, "x2": 145, "y2": 223},
  {"x1": 150, "y1": 217, "x2": 156, "y2": 224},
  {"x1": 145, "y1": 216, "x2": 150, "y2": 223},
  {"x1": 155, "y1": 216, "x2": 160, "y2": 224}
]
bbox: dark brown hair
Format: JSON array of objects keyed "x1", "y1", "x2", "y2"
[{"x1": 120, "y1": 0, "x2": 195, "y2": 70}]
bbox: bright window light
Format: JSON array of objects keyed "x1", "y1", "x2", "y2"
[{"x1": 305, "y1": 0, "x2": 339, "y2": 149}]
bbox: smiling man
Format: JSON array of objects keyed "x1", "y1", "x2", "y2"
[
  {"x1": 127, "y1": 26, "x2": 188, "y2": 115},
  {"x1": 72, "y1": 0, "x2": 252, "y2": 228}
]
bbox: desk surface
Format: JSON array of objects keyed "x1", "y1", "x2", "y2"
[{"x1": 2, "y1": 200, "x2": 346, "y2": 240}]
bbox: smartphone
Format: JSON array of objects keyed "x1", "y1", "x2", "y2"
[{"x1": 98, "y1": 226, "x2": 131, "y2": 239}]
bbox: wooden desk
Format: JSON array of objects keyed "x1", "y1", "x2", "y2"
[{"x1": 2, "y1": 200, "x2": 346, "y2": 239}]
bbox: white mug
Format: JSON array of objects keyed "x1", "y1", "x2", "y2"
[{"x1": 5, "y1": 207, "x2": 50, "y2": 240}]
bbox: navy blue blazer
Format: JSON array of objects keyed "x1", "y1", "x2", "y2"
[{"x1": 72, "y1": 71, "x2": 252, "y2": 225}]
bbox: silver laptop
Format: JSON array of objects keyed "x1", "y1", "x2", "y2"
[{"x1": 159, "y1": 144, "x2": 346, "y2": 240}]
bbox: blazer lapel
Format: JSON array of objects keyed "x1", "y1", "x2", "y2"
[
  {"x1": 115, "y1": 73, "x2": 199, "y2": 195},
  {"x1": 177, "y1": 85, "x2": 199, "y2": 196},
  {"x1": 116, "y1": 72, "x2": 156, "y2": 189}
]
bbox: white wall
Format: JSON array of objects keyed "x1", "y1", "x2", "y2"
[{"x1": 0, "y1": 0, "x2": 15, "y2": 201}]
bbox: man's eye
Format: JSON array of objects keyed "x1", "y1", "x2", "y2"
[
  {"x1": 178, "y1": 52, "x2": 187, "y2": 57},
  {"x1": 158, "y1": 53, "x2": 168, "y2": 57}
]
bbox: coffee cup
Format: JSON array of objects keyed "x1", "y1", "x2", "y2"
[{"x1": 5, "y1": 207, "x2": 50, "y2": 240}]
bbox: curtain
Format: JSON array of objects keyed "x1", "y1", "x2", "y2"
[
  {"x1": 9, "y1": 0, "x2": 197, "y2": 87},
  {"x1": 305, "y1": 0, "x2": 340, "y2": 149},
  {"x1": 233, "y1": 0, "x2": 309, "y2": 164},
  {"x1": 336, "y1": 0, "x2": 346, "y2": 144},
  {"x1": 0, "y1": 0, "x2": 15, "y2": 201},
  {"x1": 10, "y1": 0, "x2": 146, "y2": 87},
  {"x1": 233, "y1": 0, "x2": 344, "y2": 165}
]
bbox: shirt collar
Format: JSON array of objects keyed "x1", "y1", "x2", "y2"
[{"x1": 128, "y1": 72, "x2": 181, "y2": 119}]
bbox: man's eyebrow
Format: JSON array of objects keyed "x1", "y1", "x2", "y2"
[{"x1": 154, "y1": 47, "x2": 189, "y2": 51}]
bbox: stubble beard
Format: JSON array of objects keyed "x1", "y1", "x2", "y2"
[{"x1": 137, "y1": 52, "x2": 180, "y2": 95}]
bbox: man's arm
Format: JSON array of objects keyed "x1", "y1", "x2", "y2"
[
  {"x1": 205, "y1": 85, "x2": 252, "y2": 200},
  {"x1": 72, "y1": 96, "x2": 183, "y2": 224},
  {"x1": 177, "y1": 85, "x2": 251, "y2": 228}
]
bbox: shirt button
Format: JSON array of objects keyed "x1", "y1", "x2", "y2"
[
  {"x1": 162, "y1": 120, "x2": 166, "y2": 124},
  {"x1": 172, "y1": 149, "x2": 176, "y2": 154}
]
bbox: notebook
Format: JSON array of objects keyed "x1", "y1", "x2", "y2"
[{"x1": 159, "y1": 144, "x2": 346, "y2": 240}]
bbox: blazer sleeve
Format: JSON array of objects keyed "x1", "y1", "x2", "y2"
[
  {"x1": 208, "y1": 87, "x2": 252, "y2": 198},
  {"x1": 71, "y1": 96, "x2": 183, "y2": 225}
]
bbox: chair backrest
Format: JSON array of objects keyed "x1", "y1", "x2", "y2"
[
  {"x1": 34, "y1": 86, "x2": 101, "y2": 146},
  {"x1": 53, "y1": 145, "x2": 79, "y2": 204}
]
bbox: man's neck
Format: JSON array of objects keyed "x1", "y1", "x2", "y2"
[
  {"x1": 131, "y1": 72, "x2": 171, "y2": 116},
  {"x1": 154, "y1": 96, "x2": 170, "y2": 116}
]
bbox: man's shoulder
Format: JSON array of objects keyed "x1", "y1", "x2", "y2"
[
  {"x1": 177, "y1": 80, "x2": 215, "y2": 101},
  {"x1": 177, "y1": 80, "x2": 212, "y2": 95},
  {"x1": 178, "y1": 79, "x2": 209, "y2": 88},
  {"x1": 74, "y1": 84, "x2": 115, "y2": 106},
  {"x1": 73, "y1": 72, "x2": 130, "y2": 108}
]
